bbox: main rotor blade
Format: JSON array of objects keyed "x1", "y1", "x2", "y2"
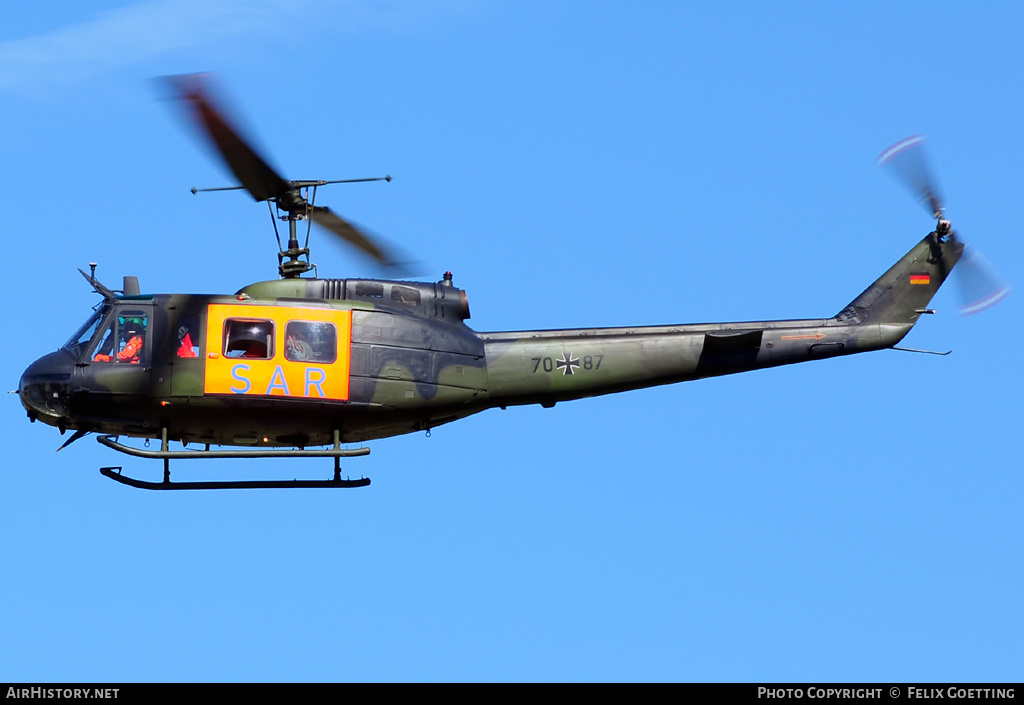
[
  {"x1": 166, "y1": 74, "x2": 291, "y2": 203},
  {"x1": 878, "y1": 135, "x2": 944, "y2": 218},
  {"x1": 310, "y1": 206, "x2": 403, "y2": 269}
]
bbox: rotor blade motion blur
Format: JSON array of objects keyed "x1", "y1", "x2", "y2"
[
  {"x1": 878, "y1": 134, "x2": 944, "y2": 218},
  {"x1": 879, "y1": 134, "x2": 1009, "y2": 315},
  {"x1": 310, "y1": 206, "x2": 405, "y2": 270},
  {"x1": 167, "y1": 74, "x2": 290, "y2": 203},
  {"x1": 956, "y1": 246, "x2": 1011, "y2": 315},
  {"x1": 165, "y1": 73, "x2": 398, "y2": 272}
]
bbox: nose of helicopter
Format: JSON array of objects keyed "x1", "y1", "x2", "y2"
[{"x1": 19, "y1": 351, "x2": 76, "y2": 428}]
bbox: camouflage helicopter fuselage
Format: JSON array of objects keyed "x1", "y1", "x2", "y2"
[{"x1": 20, "y1": 231, "x2": 961, "y2": 450}]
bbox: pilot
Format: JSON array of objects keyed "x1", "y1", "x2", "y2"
[{"x1": 94, "y1": 318, "x2": 145, "y2": 363}]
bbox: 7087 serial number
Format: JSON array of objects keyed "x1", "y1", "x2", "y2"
[{"x1": 530, "y1": 355, "x2": 603, "y2": 373}]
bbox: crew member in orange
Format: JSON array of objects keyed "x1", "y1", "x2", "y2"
[
  {"x1": 177, "y1": 325, "x2": 198, "y2": 358},
  {"x1": 94, "y1": 318, "x2": 145, "y2": 363}
]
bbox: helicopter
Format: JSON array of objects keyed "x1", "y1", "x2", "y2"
[{"x1": 18, "y1": 75, "x2": 1009, "y2": 490}]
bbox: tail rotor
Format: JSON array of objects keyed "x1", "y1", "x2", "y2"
[{"x1": 878, "y1": 135, "x2": 1009, "y2": 315}]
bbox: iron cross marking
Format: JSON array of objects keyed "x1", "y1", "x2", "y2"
[{"x1": 556, "y1": 352, "x2": 580, "y2": 376}]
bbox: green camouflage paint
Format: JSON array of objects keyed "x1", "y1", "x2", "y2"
[{"x1": 19, "y1": 232, "x2": 962, "y2": 449}]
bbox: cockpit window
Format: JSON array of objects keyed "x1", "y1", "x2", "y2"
[
  {"x1": 63, "y1": 311, "x2": 104, "y2": 354},
  {"x1": 92, "y1": 310, "x2": 149, "y2": 364},
  {"x1": 224, "y1": 319, "x2": 274, "y2": 359}
]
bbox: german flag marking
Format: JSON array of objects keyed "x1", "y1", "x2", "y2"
[{"x1": 909, "y1": 274, "x2": 931, "y2": 285}]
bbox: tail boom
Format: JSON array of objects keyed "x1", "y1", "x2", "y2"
[{"x1": 480, "y1": 231, "x2": 962, "y2": 408}]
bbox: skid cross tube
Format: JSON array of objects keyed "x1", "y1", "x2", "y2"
[
  {"x1": 96, "y1": 430, "x2": 371, "y2": 490},
  {"x1": 97, "y1": 435, "x2": 371, "y2": 460}
]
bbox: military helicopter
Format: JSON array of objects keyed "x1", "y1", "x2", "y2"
[{"x1": 18, "y1": 75, "x2": 1009, "y2": 490}]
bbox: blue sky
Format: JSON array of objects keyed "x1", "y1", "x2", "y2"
[{"x1": 1, "y1": 1, "x2": 1021, "y2": 682}]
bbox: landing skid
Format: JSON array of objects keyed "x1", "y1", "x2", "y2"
[
  {"x1": 97, "y1": 430, "x2": 371, "y2": 490},
  {"x1": 100, "y1": 467, "x2": 370, "y2": 490}
]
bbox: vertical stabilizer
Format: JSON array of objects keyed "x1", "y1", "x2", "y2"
[{"x1": 841, "y1": 230, "x2": 963, "y2": 328}]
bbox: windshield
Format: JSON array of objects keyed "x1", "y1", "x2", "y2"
[{"x1": 62, "y1": 310, "x2": 105, "y2": 356}]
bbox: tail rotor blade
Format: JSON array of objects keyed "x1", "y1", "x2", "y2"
[
  {"x1": 956, "y1": 245, "x2": 1011, "y2": 315},
  {"x1": 878, "y1": 135, "x2": 944, "y2": 218}
]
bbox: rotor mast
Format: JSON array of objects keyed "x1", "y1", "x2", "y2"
[{"x1": 268, "y1": 178, "x2": 391, "y2": 278}]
